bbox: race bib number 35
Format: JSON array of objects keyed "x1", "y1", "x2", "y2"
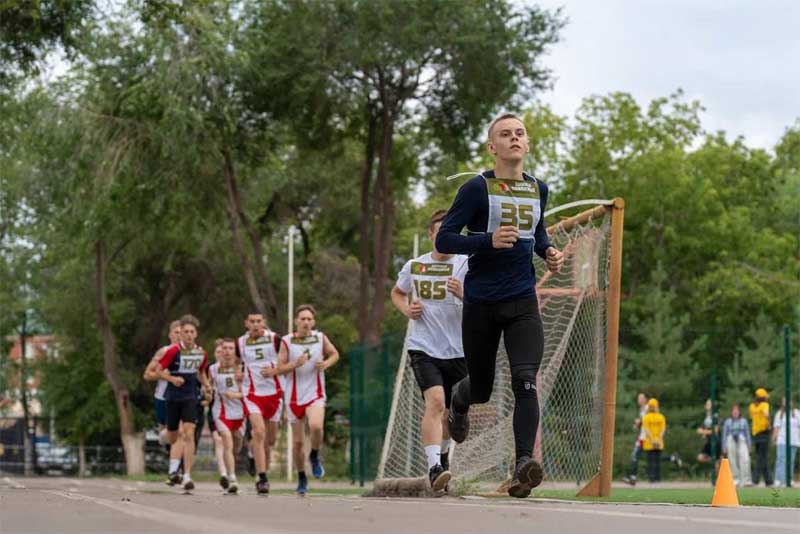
[{"x1": 485, "y1": 177, "x2": 541, "y2": 240}]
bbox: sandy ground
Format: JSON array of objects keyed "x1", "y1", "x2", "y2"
[{"x1": 2, "y1": 476, "x2": 799, "y2": 534}]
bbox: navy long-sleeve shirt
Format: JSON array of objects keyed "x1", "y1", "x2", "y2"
[{"x1": 435, "y1": 171, "x2": 552, "y2": 304}]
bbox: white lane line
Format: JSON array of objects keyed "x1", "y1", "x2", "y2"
[
  {"x1": 40, "y1": 490, "x2": 317, "y2": 534},
  {"x1": 3, "y1": 477, "x2": 26, "y2": 489},
  {"x1": 361, "y1": 497, "x2": 800, "y2": 531}
]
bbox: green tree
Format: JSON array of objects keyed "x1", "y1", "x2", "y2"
[
  {"x1": 250, "y1": 0, "x2": 565, "y2": 343},
  {"x1": 0, "y1": 0, "x2": 93, "y2": 78},
  {"x1": 621, "y1": 265, "x2": 705, "y2": 404},
  {"x1": 721, "y1": 314, "x2": 785, "y2": 409}
]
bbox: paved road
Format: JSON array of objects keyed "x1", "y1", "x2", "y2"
[{"x1": 2, "y1": 477, "x2": 798, "y2": 534}]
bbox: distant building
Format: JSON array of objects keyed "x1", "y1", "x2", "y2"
[{"x1": 2, "y1": 335, "x2": 57, "y2": 418}]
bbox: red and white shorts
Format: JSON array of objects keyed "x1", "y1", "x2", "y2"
[
  {"x1": 243, "y1": 392, "x2": 283, "y2": 422},
  {"x1": 215, "y1": 415, "x2": 244, "y2": 434},
  {"x1": 288, "y1": 398, "x2": 325, "y2": 423}
]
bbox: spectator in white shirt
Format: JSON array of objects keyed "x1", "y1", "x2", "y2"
[{"x1": 772, "y1": 397, "x2": 800, "y2": 487}]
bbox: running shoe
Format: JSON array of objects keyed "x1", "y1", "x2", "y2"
[
  {"x1": 297, "y1": 473, "x2": 308, "y2": 496},
  {"x1": 310, "y1": 453, "x2": 325, "y2": 479},
  {"x1": 428, "y1": 464, "x2": 451, "y2": 493},
  {"x1": 507, "y1": 457, "x2": 543, "y2": 499}
]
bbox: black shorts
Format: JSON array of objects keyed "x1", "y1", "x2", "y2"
[
  {"x1": 409, "y1": 350, "x2": 468, "y2": 408},
  {"x1": 165, "y1": 399, "x2": 199, "y2": 431}
]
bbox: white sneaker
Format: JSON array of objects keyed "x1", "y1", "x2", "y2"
[{"x1": 182, "y1": 477, "x2": 195, "y2": 491}]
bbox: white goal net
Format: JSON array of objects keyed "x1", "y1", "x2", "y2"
[{"x1": 377, "y1": 200, "x2": 616, "y2": 487}]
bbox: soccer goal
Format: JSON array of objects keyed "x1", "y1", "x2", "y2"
[{"x1": 376, "y1": 198, "x2": 624, "y2": 497}]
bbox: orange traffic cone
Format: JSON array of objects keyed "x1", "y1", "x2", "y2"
[{"x1": 711, "y1": 458, "x2": 739, "y2": 507}]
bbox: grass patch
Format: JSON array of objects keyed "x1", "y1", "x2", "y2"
[{"x1": 524, "y1": 487, "x2": 800, "y2": 508}]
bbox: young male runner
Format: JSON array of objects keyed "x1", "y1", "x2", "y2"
[
  {"x1": 436, "y1": 113, "x2": 564, "y2": 498},
  {"x1": 149, "y1": 314, "x2": 210, "y2": 491},
  {"x1": 207, "y1": 340, "x2": 230, "y2": 490},
  {"x1": 391, "y1": 210, "x2": 468, "y2": 491},
  {"x1": 277, "y1": 305, "x2": 340, "y2": 495},
  {"x1": 237, "y1": 312, "x2": 283, "y2": 494},
  {"x1": 143, "y1": 320, "x2": 184, "y2": 484},
  {"x1": 209, "y1": 338, "x2": 245, "y2": 494}
]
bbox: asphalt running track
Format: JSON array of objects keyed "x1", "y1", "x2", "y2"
[{"x1": 2, "y1": 477, "x2": 799, "y2": 534}]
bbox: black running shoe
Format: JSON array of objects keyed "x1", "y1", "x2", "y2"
[
  {"x1": 507, "y1": 457, "x2": 543, "y2": 499},
  {"x1": 168, "y1": 472, "x2": 182, "y2": 486},
  {"x1": 440, "y1": 451, "x2": 450, "y2": 471},
  {"x1": 296, "y1": 473, "x2": 308, "y2": 496},
  {"x1": 429, "y1": 464, "x2": 451, "y2": 493},
  {"x1": 447, "y1": 408, "x2": 470, "y2": 443},
  {"x1": 219, "y1": 475, "x2": 230, "y2": 490},
  {"x1": 256, "y1": 478, "x2": 270, "y2": 495}
]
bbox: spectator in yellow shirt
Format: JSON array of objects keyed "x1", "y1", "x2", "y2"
[
  {"x1": 749, "y1": 387, "x2": 773, "y2": 486},
  {"x1": 642, "y1": 398, "x2": 666, "y2": 483}
]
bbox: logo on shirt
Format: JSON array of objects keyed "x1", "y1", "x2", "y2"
[
  {"x1": 411, "y1": 262, "x2": 453, "y2": 276},
  {"x1": 291, "y1": 334, "x2": 320, "y2": 345},
  {"x1": 488, "y1": 178, "x2": 539, "y2": 199}
]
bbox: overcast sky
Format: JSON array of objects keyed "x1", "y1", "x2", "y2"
[{"x1": 532, "y1": 0, "x2": 800, "y2": 149}]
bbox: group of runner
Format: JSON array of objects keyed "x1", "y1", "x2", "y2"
[
  {"x1": 143, "y1": 307, "x2": 339, "y2": 495},
  {"x1": 142, "y1": 113, "x2": 563, "y2": 497}
]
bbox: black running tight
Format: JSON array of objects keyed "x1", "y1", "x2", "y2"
[{"x1": 453, "y1": 294, "x2": 544, "y2": 463}]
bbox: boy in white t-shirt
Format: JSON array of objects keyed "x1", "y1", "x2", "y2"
[
  {"x1": 391, "y1": 209, "x2": 468, "y2": 492},
  {"x1": 772, "y1": 397, "x2": 800, "y2": 487}
]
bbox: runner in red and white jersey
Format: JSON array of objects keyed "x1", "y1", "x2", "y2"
[
  {"x1": 208, "y1": 338, "x2": 244, "y2": 494},
  {"x1": 143, "y1": 319, "x2": 185, "y2": 485},
  {"x1": 236, "y1": 312, "x2": 283, "y2": 494},
  {"x1": 277, "y1": 304, "x2": 339, "y2": 495}
]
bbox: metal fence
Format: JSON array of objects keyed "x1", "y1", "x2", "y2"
[
  {"x1": 348, "y1": 333, "x2": 404, "y2": 486},
  {"x1": 0, "y1": 417, "x2": 248, "y2": 476}
]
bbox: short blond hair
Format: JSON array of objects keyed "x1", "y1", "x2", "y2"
[{"x1": 488, "y1": 113, "x2": 524, "y2": 139}]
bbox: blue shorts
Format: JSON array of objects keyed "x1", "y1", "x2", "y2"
[{"x1": 155, "y1": 398, "x2": 166, "y2": 426}]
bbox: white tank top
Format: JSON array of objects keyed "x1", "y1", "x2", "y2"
[
  {"x1": 282, "y1": 331, "x2": 326, "y2": 406},
  {"x1": 210, "y1": 362, "x2": 244, "y2": 420},
  {"x1": 238, "y1": 332, "x2": 282, "y2": 397},
  {"x1": 153, "y1": 344, "x2": 174, "y2": 400}
]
